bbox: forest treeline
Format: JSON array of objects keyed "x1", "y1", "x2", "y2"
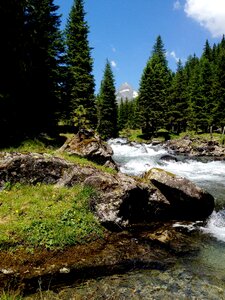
[
  {"x1": 120, "y1": 35, "x2": 225, "y2": 137},
  {"x1": 1, "y1": 0, "x2": 225, "y2": 146}
]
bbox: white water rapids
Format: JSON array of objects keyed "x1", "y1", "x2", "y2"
[{"x1": 109, "y1": 138, "x2": 225, "y2": 243}]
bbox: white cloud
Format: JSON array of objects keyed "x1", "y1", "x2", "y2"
[
  {"x1": 170, "y1": 51, "x2": 180, "y2": 62},
  {"x1": 173, "y1": 0, "x2": 181, "y2": 10},
  {"x1": 110, "y1": 45, "x2": 116, "y2": 52},
  {"x1": 111, "y1": 60, "x2": 117, "y2": 68},
  {"x1": 167, "y1": 51, "x2": 180, "y2": 63},
  {"x1": 184, "y1": 0, "x2": 225, "y2": 37}
]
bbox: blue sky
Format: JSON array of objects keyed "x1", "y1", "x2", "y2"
[{"x1": 54, "y1": 0, "x2": 225, "y2": 92}]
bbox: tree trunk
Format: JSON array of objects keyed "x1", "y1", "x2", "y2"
[{"x1": 210, "y1": 126, "x2": 213, "y2": 141}]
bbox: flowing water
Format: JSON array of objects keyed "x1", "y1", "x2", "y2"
[{"x1": 36, "y1": 139, "x2": 225, "y2": 299}]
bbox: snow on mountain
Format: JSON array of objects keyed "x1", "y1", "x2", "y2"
[{"x1": 116, "y1": 82, "x2": 138, "y2": 103}]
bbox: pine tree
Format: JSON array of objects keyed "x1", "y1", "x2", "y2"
[
  {"x1": 203, "y1": 40, "x2": 212, "y2": 61},
  {"x1": 138, "y1": 36, "x2": 171, "y2": 136},
  {"x1": 118, "y1": 99, "x2": 125, "y2": 131},
  {"x1": 23, "y1": 0, "x2": 64, "y2": 136},
  {"x1": 212, "y1": 37, "x2": 225, "y2": 129},
  {"x1": 168, "y1": 60, "x2": 188, "y2": 133},
  {"x1": 0, "y1": 0, "x2": 26, "y2": 143},
  {"x1": 65, "y1": 0, "x2": 96, "y2": 128},
  {"x1": 97, "y1": 60, "x2": 118, "y2": 139},
  {"x1": 199, "y1": 56, "x2": 214, "y2": 129}
]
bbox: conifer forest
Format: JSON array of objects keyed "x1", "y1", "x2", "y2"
[{"x1": 1, "y1": 0, "x2": 225, "y2": 146}]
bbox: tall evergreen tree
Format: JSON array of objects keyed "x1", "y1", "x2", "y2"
[
  {"x1": 199, "y1": 56, "x2": 214, "y2": 129},
  {"x1": 118, "y1": 99, "x2": 125, "y2": 131},
  {"x1": 65, "y1": 0, "x2": 96, "y2": 128},
  {"x1": 23, "y1": 0, "x2": 64, "y2": 136},
  {"x1": 212, "y1": 37, "x2": 225, "y2": 129},
  {"x1": 0, "y1": 0, "x2": 26, "y2": 143},
  {"x1": 168, "y1": 60, "x2": 188, "y2": 133},
  {"x1": 203, "y1": 39, "x2": 212, "y2": 61},
  {"x1": 97, "y1": 60, "x2": 118, "y2": 139},
  {"x1": 138, "y1": 36, "x2": 171, "y2": 136}
]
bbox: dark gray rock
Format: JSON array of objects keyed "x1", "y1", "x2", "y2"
[
  {"x1": 0, "y1": 152, "x2": 71, "y2": 188},
  {"x1": 160, "y1": 154, "x2": 178, "y2": 162},
  {"x1": 143, "y1": 168, "x2": 215, "y2": 220}
]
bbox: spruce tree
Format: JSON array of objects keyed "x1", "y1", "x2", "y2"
[
  {"x1": 168, "y1": 60, "x2": 188, "y2": 133},
  {"x1": 212, "y1": 37, "x2": 225, "y2": 129},
  {"x1": 23, "y1": 0, "x2": 64, "y2": 136},
  {"x1": 203, "y1": 40, "x2": 212, "y2": 61},
  {"x1": 65, "y1": 0, "x2": 96, "y2": 128},
  {"x1": 118, "y1": 99, "x2": 125, "y2": 131},
  {"x1": 199, "y1": 56, "x2": 214, "y2": 129},
  {"x1": 138, "y1": 36, "x2": 171, "y2": 136},
  {"x1": 0, "y1": 0, "x2": 26, "y2": 143},
  {"x1": 97, "y1": 60, "x2": 118, "y2": 139}
]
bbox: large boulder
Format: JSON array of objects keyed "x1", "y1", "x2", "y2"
[
  {"x1": 0, "y1": 152, "x2": 71, "y2": 187},
  {"x1": 85, "y1": 168, "x2": 214, "y2": 229},
  {"x1": 143, "y1": 168, "x2": 214, "y2": 220},
  {"x1": 58, "y1": 129, "x2": 117, "y2": 168},
  {"x1": 84, "y1": 172, "x2": 152, "y2": 230}
]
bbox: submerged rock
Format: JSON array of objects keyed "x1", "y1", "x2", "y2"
[{"x1": 160, "y1": 154, "x2": 178, "y2": 162}]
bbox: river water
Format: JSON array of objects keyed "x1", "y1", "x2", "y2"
[{"x1": 42, "y1": 139, "x2": 225, "y2": 299}]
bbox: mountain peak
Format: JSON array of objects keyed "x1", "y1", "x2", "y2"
[{"x1": 116, "y1": 83, "x2": 138, "y2": 103}]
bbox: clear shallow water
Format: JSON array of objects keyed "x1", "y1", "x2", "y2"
[{"x1": 57, "y1": 266, "x2": 225, "y2": 299}]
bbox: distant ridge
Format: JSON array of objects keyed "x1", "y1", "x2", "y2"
[{"x1": 116, "y1": 82, "x2": 138, "y2": 103}]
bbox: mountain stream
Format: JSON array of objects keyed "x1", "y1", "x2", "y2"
[{"x1": 33, "y1": 139, "x2": 225, "y2": 299}]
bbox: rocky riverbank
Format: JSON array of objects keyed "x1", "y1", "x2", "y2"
[
  {"x1": 0, "y1": 132, "x2": 216, "y2": 296},
  {"x1": 165, "y1": 136, "x2": 225, "y2": 159}
]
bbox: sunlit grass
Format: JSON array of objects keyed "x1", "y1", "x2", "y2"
[
  {"x1": 1, "y1": 139, "x2": 56, "y2": 154},
  {"x1": 119, "y1": 129, "x2": 151, "y2": 143},
  {"x1": 0, "y1": 184, "x2": 104, "y2": 250},
  {"x1": 170, "y1": 131, "x2": 225, "y2": 145}
]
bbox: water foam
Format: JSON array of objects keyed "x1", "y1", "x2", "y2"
[{"x1": 202, "y1": 211, "x2": 225, "y2": 242}]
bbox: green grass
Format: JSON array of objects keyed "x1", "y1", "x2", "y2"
[
  {"x1": 119, "y1": 129, "x2": 169, "y2": 143},
  {"x1": 1, "y1": 139, "x2": 56, "y2": 154},
  {"x1": 0, "y1": 183, "x2": 104, "y2": 250},
  {"x1": 0, "y1": 291, "x2": 23, "y2": 300},
  {"x1": 119, "y1": 129, "x2": 225, "y2": 146},
  {"x1": 119, "y1": 129, "x2": 151, "y2": 143},
  {"x1": 57, "y1": 152, "x2": 116, "y2": 174},
  {"x1": 170, "y1": 131, "x2": 225, "y2": 145}
]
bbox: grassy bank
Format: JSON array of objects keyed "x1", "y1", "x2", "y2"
[
  {"x1": 0, "y1": 183, "x2": 104, "y2": 250},
  {"x1": 120, "y1": 129, "x2": 225, "y2": 145}
]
